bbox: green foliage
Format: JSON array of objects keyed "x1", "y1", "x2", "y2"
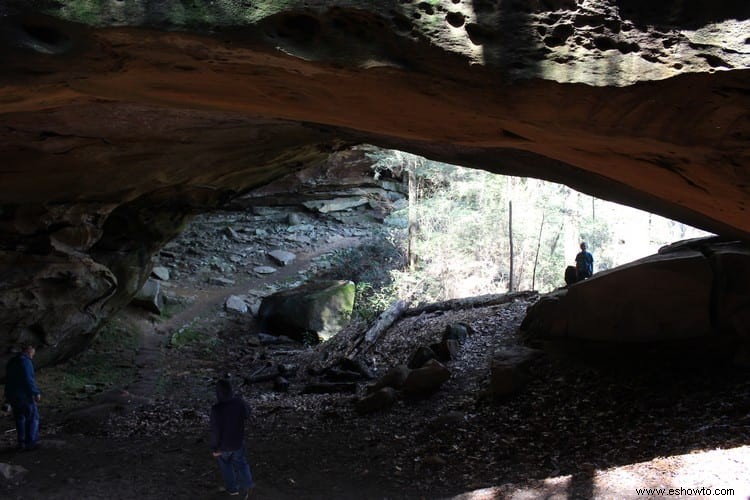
[
  {"x1": 170, "y1": 325, "x2": 203, "y2": 347},
  {"x1": 312, "y1": 234, "x2": 405, "y2": 321},
  {"x1": 158, "y1": 300, "x2": 185, "y2": 321},
  {"x1": 44, "y1": 1, "x2": 304, "y2": 27},
  {"x1": 361, "y1": 147, "x2": 711, "y2": 300},
  {"x1": 353, "y1": 280, "x2": 400, "y2": 323},
  {"x1": 35, "y1": 319, "x2": 141, "y2": 411}
]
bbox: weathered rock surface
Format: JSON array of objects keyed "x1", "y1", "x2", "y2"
[
  {"x1": 151, "y1": 266, "x2": 170, "y2": 281},
  {"x1": 131, "y1": 279, "x2": 164, "y2": 316},
  {"x1": 0, "y1": 1, "x2": 749, "y2": 366},
  {"x1": 267, "y1": 249, "x2": 296, "y2": 266},
  {"x1": 258, "y1": 279, "x2": 355, "y2": 342},
  {"x1": 355, "y1": 387, "x2": 399, "y2": 415},
  {"x1": 489, "y1": 346, "x2": 543, "y2": 398},
  {"x1": 402, "y1": 359, "x2": 451, "y2": 397},
  {"x1": 521, "y1": 239, "x2": 750, "y2": 346},
  {"x1": 369, "y1": 364, "x2": 411, "y2": 393},
  {"x1": 225, "y1": 295, "x2": 249, "y2": 315}
]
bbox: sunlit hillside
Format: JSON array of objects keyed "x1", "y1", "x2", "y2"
[{"x1": 369, "y1": 150, "x2": 712, "y2": 299}]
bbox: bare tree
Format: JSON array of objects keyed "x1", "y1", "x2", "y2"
[
  {"x1": 531, "y1": 212, "x2": 545, "y2": 290},
  {"x1": 408, "y1": 164, "x2": 417, "y2": 270},
  {"x1": 508, "y1": 200, "x2": 514, "y2": 292}
]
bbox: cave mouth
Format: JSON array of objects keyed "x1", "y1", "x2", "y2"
[
  {"x1": 128, "y1": 145, "x2": 713, "y2": 328},
  {"x1": 3, "y1": 146, "x2": 748, "y2": 498}
]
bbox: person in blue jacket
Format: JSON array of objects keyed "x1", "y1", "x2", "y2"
[
  {"x1": 4, "y1": 345, "x2": 42, "y2": 451},
  {"x1": 575, "y1": 242, "x2": 594, "y2": 279},
  {"x1": 210, "y1": 379, "x2": 254, "y2": 498}
]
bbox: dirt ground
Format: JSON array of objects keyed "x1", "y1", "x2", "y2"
[{"x1": 2, "y1": 209, "x2": 750, "y2": 499}]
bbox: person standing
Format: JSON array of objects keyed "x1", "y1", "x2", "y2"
[
  {"x1": 4, "y1": 345, "x2": 42, "y2": 451},
  {"x1": 210, "y1": 379, "x2": 254, "y2": 498},
  {"x1": 575, "y1": 242, "x2": 594, "y2": 280}
]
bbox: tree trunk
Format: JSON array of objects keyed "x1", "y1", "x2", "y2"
[
  {"x1": 508, "y1": 200, "x2": 514, "y2": 292},
  {"x1": 346, "y1": 299, "x2": 409, "y2": 358},
  {"x1": 408, "y1": 167, "x2": 417, "y2": 270},
  {"x1": 592, "y1": 197, "x2": 596, "y2": 220},
  {"x1": 532, "y1": 212, "x2": 545, "y2": 290},
  {"x1": 404, "y1": 291, "x2": 537, "y2": 316}
]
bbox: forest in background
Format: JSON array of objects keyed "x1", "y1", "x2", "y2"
[{"x1": 360, "y1": 147, "x2": 710, "y2": 307}]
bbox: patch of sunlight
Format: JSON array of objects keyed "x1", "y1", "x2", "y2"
[
  {"x1": 682, "y1": 20, "x2": 750, "y2": 55},
  {"x1": 449, "y1": 445, "x2": 750, "y2": 499},
  {"x1": 433, "y1": 0, "x2": 485, "y2": 65},
  {"x1": 537, "y1": 50, "x2": 680, "y2": 87}
]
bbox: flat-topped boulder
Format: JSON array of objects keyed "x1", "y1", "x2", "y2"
[
  {"x1": 258, "y1": 280, "x2": 355, "y2": 342},
  {"x1": 521, "y1": 239, "x2": 750, "y2": 347}
]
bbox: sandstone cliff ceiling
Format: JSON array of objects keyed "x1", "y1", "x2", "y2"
[
  {"x1": 0, "y1": 1, "x2": 749, "y2": 362},
  {"x1": 1, "y1": 0, "x2": 749, "y2": 237}
]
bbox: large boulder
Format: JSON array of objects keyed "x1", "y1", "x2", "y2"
[
  {"x1": 131, "y1": 278, "x2": 164, "y2": 315},
  {"x1": 522, "y1": 240, "x2": 750, "y2": 349},
  {"x1": 709, "y1": 243, "x2": 750, "y2": 342},
  {"x1": 258, "y1": 280, "x2": 355, "y2": 342},
  {"x1": 402, "y1": 359, "x2": 451, "y2": 397}
]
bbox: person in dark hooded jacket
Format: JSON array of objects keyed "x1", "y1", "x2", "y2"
[
  {"x1": 210, "y1": 379, "x2": 254, "y2": 498},
  {"x1": 4, "y1": 345, "x2": 42, "y2": 450}
]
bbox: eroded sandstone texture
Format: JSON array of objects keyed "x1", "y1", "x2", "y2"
[
  {"x1": 0, "y1": 1, "x2": 749, "y2": 363},
  {"x1": 521, "y1": 238, "x2": 750, "y2": 358}
]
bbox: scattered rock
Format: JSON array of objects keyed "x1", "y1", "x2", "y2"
[
  {"x1": 429, "y1": 339, "x2": 460, "y2": 362},
  {"x1": 268, "y1": 249, "x2": 296, "y2": 266},
  {"x1": 303, "y1": 197, "x2": 369, "y2": 213},
  {"x1": 286, "y1": 223, "x2": 314, "y2": 233},
  {"x1": 0, "y1": 463, "x2": 28, "y2": 480},
  {"x1": 489, "y1": 345, "x2": 543, "y2": 398},
  {"x1": 151, "y1": 266, "x2": 170, "y2": 281},
  {"x1": 355, "y1": 387, "x2": 399, "y2": 415},
  {"x1": 208, "y1": 277, "x2": 235, "y2": 287},
  {"x1": 408, "y1": 346, "x2": 436, "y2": 369},
  {"x1": 369, "y1": 364, "x2": 410, "y2": 392},
  {"x1": 253, "y1": 266, "x2": 277, "y2": 275},
  {"x1": 249, "y1": 300, "x2": 261, "y2": 317},
  {"x1": 225, "y1": 295, "x2": 248, "y2": 314},
  {"x1": 131, "y1": 278, "x2": 164, "y2": 315},
  {"x1": 443, "y1": 323, "x2": 470, "y2": 344},
  {"x1": 402, "y1": 359, "x2": 451, "y2": 397}
]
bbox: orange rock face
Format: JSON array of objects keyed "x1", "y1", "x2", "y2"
[{"x1": 0, "y1": 1, "x2": 748, "y2": 362}]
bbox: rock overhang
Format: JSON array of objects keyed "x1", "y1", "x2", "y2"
[
  {"x1": 0, "y1": 1, "x2": 748, "y2": 237},
  {"x1": 0, "y1": 0, "x2": 749, "y2": 362}
]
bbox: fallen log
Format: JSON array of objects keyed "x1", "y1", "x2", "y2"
[
  {"x1": 403, "y1": 291, "x2": 537, "y2": 317},
  {"x1": 346, "y1": 299, "x2": 409, "y2": 358}
]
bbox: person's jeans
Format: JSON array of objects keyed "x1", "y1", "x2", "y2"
[
  {"x1": 11, "y1": 401, "x2": 39, "y2": 450},
  {"x1": 216, "y1": 445, "x2": 254, "y2": 492}
]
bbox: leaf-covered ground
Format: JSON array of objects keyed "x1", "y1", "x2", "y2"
[{"x1": 2, "y1": 209, "x2": 750, "y2": 499}]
